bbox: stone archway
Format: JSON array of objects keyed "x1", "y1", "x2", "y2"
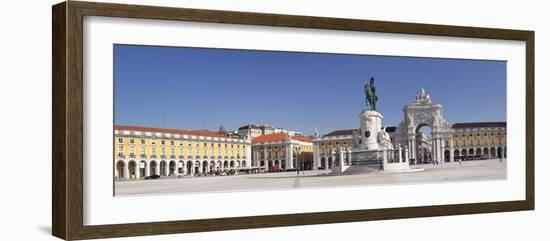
[
  {"x1": 210, "y1": 161, "x2": 216, "y2": 173},
  {"x1": 169, "y1": 161, "x2": 176, "y2": 175},
  {"x1": 186, "y1": 161, "x2": 193, "y2": 175},
  {"x1": 116, "y1": 160, "x2": 125, "y2": 179},
  {"x1": 149, "y1": 160, "x2": 158, "y2": 176},
  {"x1": 396, "y1": 88, "x2": 453, "y2": 163},
  {"x1": 202, "y1": 161, "x2": 209, "y2": 174},
  {"x1": 160, "y1": 161, "x2": 167, "y2": 176},
  {"x1": 128, "y1": 161, "x2": 137, "y2": 179}
]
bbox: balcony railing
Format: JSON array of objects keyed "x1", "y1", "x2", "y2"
[
  {"x1": 140, "y1": 154, "x2": 147, "y2": 158},
  {"x1": 178, "y1": 155, "x2": 184, "y2": 159},
  {"x1": 160, "y1": 155, "x2": 167, "y2": 159},
  {"x1": 129, "y1": 154, "x2": 136, "y2": 158},
  {"x1": 170, "y1": 155, "x2": 176, "y2": 159},
  {"x1": 150, "y1": 155, "x2": 157, "y2": 159},
  {"x1": 116, "y1": 153, "x2": 125, "y2": 158}
]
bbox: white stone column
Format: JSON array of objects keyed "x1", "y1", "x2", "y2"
[
  {"x1": 404, "y1": 146, "x2": 410, "y2": 164},
  {"x1": 313, "y1": 144, "x2": 319, "y2": 170},
  {"x1": 290, "y1": 144, "x2": 296, "y2": 169},
  {"x1": 164, "y1": 162, "x2": 169, "y2": 177},
  {"x1": 246, "y1": 144, "x2": 252, "y2": 167},
  {"x1": 432, "y1": 138, "x2": 439, "y2": 161},
  {"x1": 123, "y1": 161, "x2": 129, "y2": 179},
  {"x1": 145, "y1": 161, "x2": 150, "y2": 177},
  {"x1": 437, "y1": 139, "x2": 441, "y2": 161},
  {"x1": 398, "y1": 146, "x2": 402, "y2": 163},
  {"x1": 438, "y1": 138, "x2": 445, "y2": 163},
  {"x1": 134, "y1": 164, "x2": 140, "y2": 179}
]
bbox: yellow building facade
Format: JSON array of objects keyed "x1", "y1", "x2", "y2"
[
  {"x1": 251, "y1": 132, "x2": 314, "y2": 171},
  {"x1": 449, "y1": 122, "x2": 506, "y2": 160},
  {"x1": 114, "y1": 125, "x2": 251, "y2": 180},
  {"x1": 312, "y1": 129, "x2": 354, "y2": 170}
]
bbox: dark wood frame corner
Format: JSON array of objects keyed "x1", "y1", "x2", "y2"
[{"x1": 52, "y1": 1, "x2": 534, "y2": 240}]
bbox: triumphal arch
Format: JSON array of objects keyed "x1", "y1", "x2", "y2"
[{"x1": 395, "y1": 88, "x2": 454, "y2": 163}]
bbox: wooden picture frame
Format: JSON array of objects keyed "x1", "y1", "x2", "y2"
[{"x1": 52, "y1": 1, "x2": 534, "y2": 240}]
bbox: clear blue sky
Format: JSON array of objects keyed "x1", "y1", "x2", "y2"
[{"x1": 114, "y1": 44, "x2": 506, "y2": 135}]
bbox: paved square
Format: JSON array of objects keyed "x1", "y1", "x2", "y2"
[{"x1": 115, "y1": 159, "x2": 506, "y2": 196}]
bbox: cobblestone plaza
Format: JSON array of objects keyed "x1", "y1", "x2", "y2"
[{"x1": 115, "y1": 159, "x2": 506, "y2": 196}]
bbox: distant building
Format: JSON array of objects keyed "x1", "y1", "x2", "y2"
[
  {"x1": 237, "y1": 124, "x2": 303, "y2": 139},
  {"x1": 237, "y1": 124, "x2": 275, "y2": 139},
  {"x1": 416, "y1": 132, "x2": 432, "y2": 163},
  {"x1": 450, "y1": 122, "x2": 507, "y2": 161},
  {"x1": 251, "y1": 132, "x2": 313, "y2": 172}
]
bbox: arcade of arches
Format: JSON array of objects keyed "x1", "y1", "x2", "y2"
[{"x1": 115, "y1": 159, "x2": 248, "y2": 179}]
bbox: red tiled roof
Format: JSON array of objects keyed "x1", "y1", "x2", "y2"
[
  {"x1": 252, "y1": 133, "x2": 313, "y2": 143},
  {"x1": 114, "y1": 125, "x2": 223, "y2": 138},
  {"x1": 292, "y1": 135, "x2": 313, "y2": 142},
  {"x1": 252, "y1": 132, "x2": 287, "y2": 143}
]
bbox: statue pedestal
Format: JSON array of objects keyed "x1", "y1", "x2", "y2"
[{"x1": 359, "y1": 110, "x2": 382, "y2": 150}]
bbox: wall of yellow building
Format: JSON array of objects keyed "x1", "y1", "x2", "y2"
[{"x1": 116, "y1": 136, "x2": 249, "y2": 160}]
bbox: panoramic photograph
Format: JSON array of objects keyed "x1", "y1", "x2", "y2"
[{"x1": 113, "y1": 44, "x2": 507, "y2": 196}]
